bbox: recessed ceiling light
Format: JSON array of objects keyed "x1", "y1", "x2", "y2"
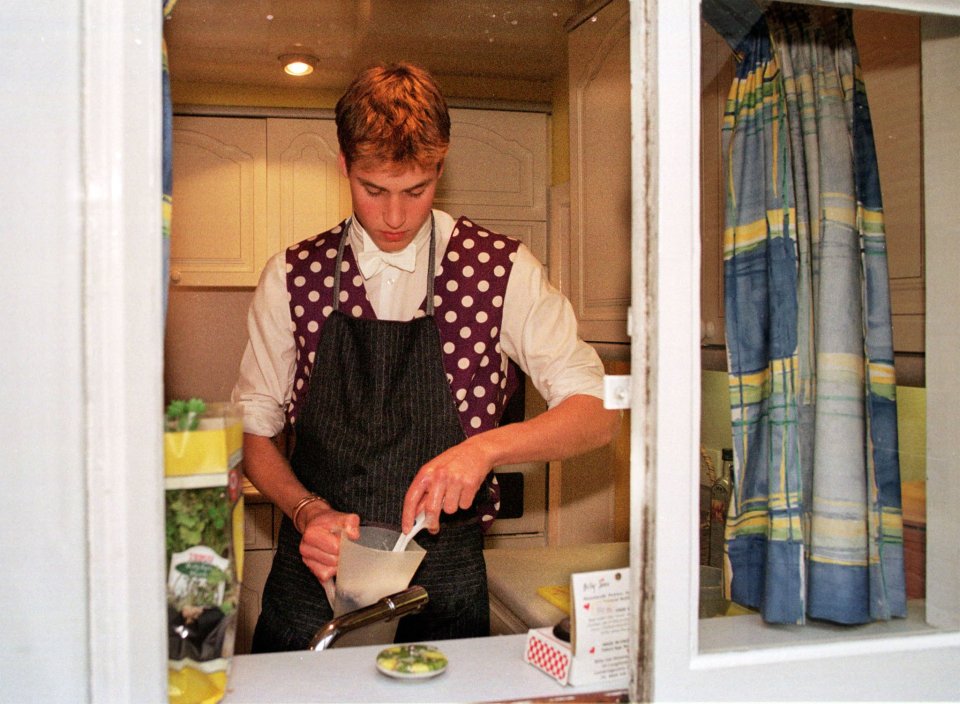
[{"x1": 279, "y1": 53, "x2": 317, "y2": 77}]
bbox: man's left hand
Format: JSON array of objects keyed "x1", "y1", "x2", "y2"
[{"x1": 401, "y1": 439, "x2": 492, "y2": 535}]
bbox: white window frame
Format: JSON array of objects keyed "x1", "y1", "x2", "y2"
[
  {"x1": 636, "y1": 0, "x2": 960, "y2": 699},
  {"x1": 83, "y1": 0, "x2": 168, "y2": 698},
  {"x1": 82, "y1": 0, "x2": 960, "y2": 700}
]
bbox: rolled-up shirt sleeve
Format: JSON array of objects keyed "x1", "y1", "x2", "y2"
[
  {"x1": 230, "y1": 252, "x2": 295, "y2": 437},
  {"x1": 500, "y1": 245, "x2": 605, "y2": 408}
]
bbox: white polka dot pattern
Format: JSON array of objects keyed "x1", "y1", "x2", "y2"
[
  {"x1": 431, "y1": 219, "x2": 521, "y2": 439},
  {"x1": 284, "y1": 217, "x2": 521, "y2": 441},
  {"x1": 285, "y1": 223, "x2": 375, "y2": 422}
]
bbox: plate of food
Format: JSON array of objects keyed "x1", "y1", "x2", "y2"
[{"x1": 375, "y1": 643, "x2": 448, "y2": 679}]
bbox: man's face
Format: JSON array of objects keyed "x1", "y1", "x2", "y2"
[{"x1": 339, "y1": 153, "x2": 443, "y2": 253}]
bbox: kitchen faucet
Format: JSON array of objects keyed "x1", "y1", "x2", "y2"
[{"x1": 308, "y1": 586, "x2": 429, "y2": 651}]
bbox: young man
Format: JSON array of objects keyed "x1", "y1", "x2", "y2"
[{"x1": 232, "y1": 62, "x2": 619, "y2": 652}]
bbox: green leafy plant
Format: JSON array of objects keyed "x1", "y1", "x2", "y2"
[
  {"x1": 165, "y1": 486, "x2": 238, "y2": 612},
  {"x1": 165, "y1": 397, "x2": 207, "y2": 432},
  {"x1": 165, "y1": 487, "x2": 231, "y2": 556}
]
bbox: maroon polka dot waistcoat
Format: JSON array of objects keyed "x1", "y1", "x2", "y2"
[{"x1": 285, "y1": 217, "x2": 522, "y2": 441}]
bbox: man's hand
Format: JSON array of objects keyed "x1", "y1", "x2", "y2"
[
  {"x1": 399, "y1": 395, "x2": 619, "y2": 537},
  {"x1": 298, "y1": 505, "x2": 360, "y2": 582},
  {"x1": 401, "y1": 439, "x2": 493, "y2": 534}
]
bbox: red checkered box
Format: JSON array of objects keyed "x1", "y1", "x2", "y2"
[{"x1": 524, "y1": 627, "x2": 573, "y2": 685}]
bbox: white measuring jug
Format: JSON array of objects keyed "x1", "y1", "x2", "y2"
[{"x1": 329, "y1": 524, "x2": 426, "y2": 647}]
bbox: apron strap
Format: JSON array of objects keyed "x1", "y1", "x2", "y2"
[{"x1": 333, "y1": 213, "x2": 438, "y2": 315}]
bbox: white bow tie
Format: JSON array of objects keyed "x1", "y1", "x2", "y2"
[{"x1": 356, "y1": 243, "x2": 417, "y2": 279}]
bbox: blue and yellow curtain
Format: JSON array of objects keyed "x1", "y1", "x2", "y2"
[
  {"x1": 162, "y1": 0, "x2": 178, "y2": 320},
  {"x1": 721, "y1": 4, "x2": 906, "y2": 625}
]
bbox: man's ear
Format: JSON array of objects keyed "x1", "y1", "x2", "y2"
[
  {"x1": 436, "y1": 160, "x2": 445, "y2": 179},
  {"x1": 337, "y1": 152, "x2": 349, "y2": 179}
]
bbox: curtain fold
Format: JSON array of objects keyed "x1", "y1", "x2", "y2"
[
  {"x1": 162, "y1": 0, "x2": 178, "y2": 321},
  {"x1": 721, "y1": 4, "x2": 906, "y2": 625}
]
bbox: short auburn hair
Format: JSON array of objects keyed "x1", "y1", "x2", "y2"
[{"x1": 335, "y1": 62, "x2": 450, "y2": 172}]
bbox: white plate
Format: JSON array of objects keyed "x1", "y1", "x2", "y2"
[{"x1": 375, "y1": 644, "x2": 448, "y2": 680}]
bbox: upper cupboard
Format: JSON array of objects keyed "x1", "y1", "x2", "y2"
[{"x1": 169, "y1": 109, "x2": 548, "y2": 287}]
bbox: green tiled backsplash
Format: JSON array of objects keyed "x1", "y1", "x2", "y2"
[{"x1": 700, "y1": 370, "x2": 926, "y2": 484}]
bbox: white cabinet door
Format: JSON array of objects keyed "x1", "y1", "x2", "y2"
[
  {"x1": 175, "y1": 112, "x2": 548, "y2": 279},
  {"x1": 266, "y1": 118, "x2": 352, "y2": 251},
  {"x1": 170, "y1": 117, "x2": 269, "y2": 286},
  {"x1": 568, "y1": 0, "x2": 631, "y2": 344},
  {"x1": 438, "y1": 108, "x2": 549, "y2": 263},
  {"x1": 699, "y1": 20, "x2": 736, "y2": 348},
  {"x1": 699, "y1": 12, "x2": 928, "y2": 353},
  {"x1": 855, "y1": 10, "x2": 926, "y2": 353}
]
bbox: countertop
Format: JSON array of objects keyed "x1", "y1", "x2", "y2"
[
  {"x1": 223, "y1": 634, "x2": 627, "y2": 703},
  {"x1": 225, "y1": 538, "x2": 631, "y2": 702},
  {"x1": 483, "y1": 542, "x2": 630, "y2": 633}
]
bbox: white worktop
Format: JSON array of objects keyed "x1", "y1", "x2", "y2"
[
  {"x1": 223, "y1": 634, "x2": 628, "y2": 703},
  {"x1": 484, "y1": 542, "x2": 630, "y2": 633}
]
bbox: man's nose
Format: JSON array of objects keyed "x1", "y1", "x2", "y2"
[{"x1": 383, "y1": 195, "x2": 405, "y2": 229}]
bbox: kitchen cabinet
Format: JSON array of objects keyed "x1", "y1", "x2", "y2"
[
  {"x1": 567, "y1": 0, "x2": 631, "y2": 344},
  {"x1": 549, "y1": 357, "x2": 630, "y2": 546},
  {"x1": 567, "y1": 8, "x2": 925, "y2": 352},
  {"x1": 854, "y1": 10, "x2": 925, "y2": 353},
  {"x1": 170, "y1": 116, "x2": 347, "y2": 287},
  {"x1": 267, "y1": 118, "x2": 352, "y2": 252},
  {"x1": 170, "y1": 117, "x2": 270, "y2": 287},
  {"x1": 440, "y1": 108, "x2": 549, "y2": 262},
  {"x1": 236, "y1": 484, "x2": 280, "y2": 655},
  {"x1": 699, "y1": 11, "x2": 926, "y2": 354},
  {"x1": 171, "y1": 110, "x2": 549, "y2": 287}
]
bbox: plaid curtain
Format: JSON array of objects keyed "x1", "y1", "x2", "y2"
[
  {"x1": 162, "y1": 0, "x2": 178, "y2": 320},
  {"x1": 721, "y1": 4, "x2": 906, "y2": 625}
]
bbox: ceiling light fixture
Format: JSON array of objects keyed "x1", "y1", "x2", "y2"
[{"x1": 279, "y1": 53, "x2": 317, "y2": 77}]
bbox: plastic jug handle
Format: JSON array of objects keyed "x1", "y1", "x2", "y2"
[{"x1": 321, "y1": 578, "x2": 336, "y2": 606}]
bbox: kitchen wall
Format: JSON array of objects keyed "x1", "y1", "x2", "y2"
[{"x1": 164, "y1": 288, "x2": 253, "y2": 404}]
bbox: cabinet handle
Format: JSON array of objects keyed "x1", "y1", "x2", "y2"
[
  {"x1": 701, "y1": 319, "x2": 716, "y2": 342},
  {"x1": 170, "y1": 269, "x2": 182, "y2": 284}
]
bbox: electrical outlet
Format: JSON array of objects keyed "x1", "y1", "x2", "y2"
[{"x1": 603, "y1": 375, "x2": 632, "y2": 409}]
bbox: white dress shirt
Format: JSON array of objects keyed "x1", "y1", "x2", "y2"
[{"x1": 232, "y1": 210, "x2": 605, "y2": 437}]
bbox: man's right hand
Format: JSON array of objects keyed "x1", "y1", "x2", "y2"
[{"x1": 297, "y1": 506, "x2": 360, "y2": 583}]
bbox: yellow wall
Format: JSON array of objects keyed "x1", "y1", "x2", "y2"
[
  {"x1": 897, "y1": 385, "x2": 926, "y2": 483},
  {"x1": 550, "y1": 73, "x2": 570, "y2": 186}
]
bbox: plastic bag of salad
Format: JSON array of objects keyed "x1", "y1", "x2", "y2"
[{"x1": 164, "y1": 400, "x2": 244, "y2": 704}]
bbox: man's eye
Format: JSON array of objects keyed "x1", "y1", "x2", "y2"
[
  {"x1": 407, "y1": 190, "x2": 425, "y2": 198},
  {"x1": 365, "y1": 188, "x2": 384, "y2": 197}
]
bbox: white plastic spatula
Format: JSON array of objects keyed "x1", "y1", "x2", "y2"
[{"x1": 392, "y1": 511, "x2": 426, "y2": 552}]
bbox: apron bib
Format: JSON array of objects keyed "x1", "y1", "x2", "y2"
[{"x1": 252, "y1": 219, "x2": 489, "y2": 652}]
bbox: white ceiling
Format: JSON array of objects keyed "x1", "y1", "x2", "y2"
[{"x1": 164, "y1": 0, "x2": 592, "y2": 97}]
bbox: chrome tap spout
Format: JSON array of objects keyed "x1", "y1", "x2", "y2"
[{"x1": 308, "y1": 585, "x2": 429, "y2": 651}]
